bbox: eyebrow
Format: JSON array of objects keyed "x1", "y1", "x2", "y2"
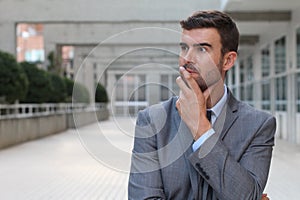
[
  {"x1": 193, "y1": 43, "x2": 212, "y2": 48},
  {"x1": 179, "y1": 42, "x2": 212, "y2": 48}
]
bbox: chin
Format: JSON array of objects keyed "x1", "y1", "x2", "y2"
[{"x1": 198, "y1": 84, "x2": 208, "y2": 92}]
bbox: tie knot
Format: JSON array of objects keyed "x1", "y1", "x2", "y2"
[{"x1": 206, "y1": 110, "x2": 212, "y2": 122}]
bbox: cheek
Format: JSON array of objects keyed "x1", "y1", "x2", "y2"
[{"x1": 178, "y1": 57, "x2": 185, "y2": 66}]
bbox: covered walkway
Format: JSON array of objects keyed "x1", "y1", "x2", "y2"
[{"x1": 0, "y1": 117, "x2": 299, "y2": 199}]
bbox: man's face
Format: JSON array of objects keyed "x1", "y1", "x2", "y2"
[{"x1": 179, "y1": 28, "x2": 224, "y2": 92}]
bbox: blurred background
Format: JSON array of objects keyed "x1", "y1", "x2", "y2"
[{"x1": 0, "y1": 0, "x2": 300, "y2": 199}]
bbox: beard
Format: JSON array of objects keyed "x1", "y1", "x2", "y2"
[{"x1": 180, "y1": 61, "x2": 223, "y2": 92}]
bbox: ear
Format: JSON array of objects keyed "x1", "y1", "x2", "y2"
[{"x1": 222, "y1": 51, "x2": 237, "y2": 71}]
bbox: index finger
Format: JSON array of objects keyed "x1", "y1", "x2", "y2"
[
  {"x1": 176, "y1": 75, "x2": 190, "y2": 95},
  {"x1": 179, "y1": 66, "x2": 202, "y2": 96}
]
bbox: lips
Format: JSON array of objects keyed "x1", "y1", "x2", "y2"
[
  {"x1": 183, "y1": 63, "x2": 198, "y2": 74},
  {"x1": 181, "y1": 63, "x2": 208, "y2": 92}
]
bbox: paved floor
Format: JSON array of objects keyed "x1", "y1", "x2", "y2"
[{"x1": 0, "y1": 117, "x2": 299, "y2": 200}]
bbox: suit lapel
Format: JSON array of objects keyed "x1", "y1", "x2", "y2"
[
  {"x1": 172, "y1": 91, "x2": 240, "y2": 198},
  {"x1": 179, "y1": 121, "x2": 200, "y2": 199},
  {"x1": 173, "y1": 102, "x2": 200, "y2": 199},
  {"x1": 214, "y1": 90, "x2": 239, "y2": 140}
]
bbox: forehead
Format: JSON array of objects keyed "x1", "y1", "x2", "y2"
[{"x1": 180, "y1": 28, "x2": 221, "y2": 46}]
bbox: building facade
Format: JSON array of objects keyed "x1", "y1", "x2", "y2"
[{"x1": 1, "y1": 0, "x2": 300, "y2": 144}]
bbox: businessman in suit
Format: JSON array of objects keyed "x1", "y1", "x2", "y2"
[{"x1": 128, "y1": 10, "x2": 275, "y2": 200}]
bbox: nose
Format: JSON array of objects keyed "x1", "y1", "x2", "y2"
[{"x1": 182, "y1": 49, "x2": 195, "y2": 64}]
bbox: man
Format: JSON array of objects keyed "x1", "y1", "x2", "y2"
[{"x1": 128, "y1": 10, "x2": 275, "y2": 200}]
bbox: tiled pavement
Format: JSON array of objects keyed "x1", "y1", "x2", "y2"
[{"x1": 0, "y1": 117, "x2": 299, "y2": 200}]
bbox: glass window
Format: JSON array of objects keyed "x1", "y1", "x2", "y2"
[
  {"x1": 127, "y1": 75, "x2": 136, "y2": 102},
  {"x1": 246, "y1": 56, "x2": 253, "y2": 81},
  {"x1": 115, "y1": 75, "x2": 124, "y2": 101},
  {"x1": 297, "y1": 73, "x2": 300, "y2": 112},
  {"x1": 297, "y1": 27, "x2": 300, "y2": 68},
  {"x1": 160, "y1": 75, "x2": 170, "y2": 101},
  {"x1": 137, "y1": 75, "x2": 146, "y2": 101},
  {"x1": 261, "y1": 80, "x2": 271, "y2": 110},
  {"x1": 246, "y1": 84, "x2": 253, "y2": 106},
  {"x1": 172, "y1": 74, "x2": 179, "y2": 96},
  {"x1": 274, "y1": 37, "x2": 286, "y2": 74},
  {"x1": 240, "y1": 85, "x2": 245, "y2": 101},
  {"x1": 240, "y1": 61, "x2": 245, "y2": 83},
  {"x1": 160, "y1": 74, "x2": 179, "y2": 101},
  {"x1": 231, "y1": 65, "x2": 236, "y2": 85},
  {"x1": 16, "y1": 23, "x2": 45, "y2": 62},
  {"x1": 275, "y1": 76, "x2": 287, "y2": 111},
  {"x1": 261, "y1": 47, "x2": 270, "y2": 77}
]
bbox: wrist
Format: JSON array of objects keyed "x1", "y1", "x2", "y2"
[{"x1": 193, "y1": 120, "x2": 212, "y2": 140}]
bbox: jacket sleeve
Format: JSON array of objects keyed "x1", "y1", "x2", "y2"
[
  {"x1": 128, "y1": 110, "x2": 166, "y2": 200},
  {"x1": 188, "y1": 115, "x2": 276, "y2": 200}
]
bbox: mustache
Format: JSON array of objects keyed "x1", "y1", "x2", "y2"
[
  {"x1": 180, "y1": 64, "x2": 208, "y2": 92},
  {"x1": 183, "y1": 63, "x2": 198, "y2": 73}
]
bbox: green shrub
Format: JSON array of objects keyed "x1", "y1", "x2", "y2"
[
  {"x1": 0, "y1": 51, "x2": 28, "y2": 103},
  {"x1": 64, "y1": 78, "x2": 74, "y2": 103},
  {"x1": 20, "y1": 62, "x2": 53, "y2": 103},
  {"x1": 48, "y1": 73, "x2": 66, "y2": 103},
  {"x1": 64, "y1": 78, "x2": 90, "y2": 103},
  {"x1": 72, "y1": 82, "x2": 90, "y2": 103},
  {"x1": 95, "y1": 83, "x2": 108, "y2": 103}
]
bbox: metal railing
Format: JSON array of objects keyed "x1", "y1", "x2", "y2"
[{"x1": 0, "y1": 103, "x2": 107, "y2": 119}]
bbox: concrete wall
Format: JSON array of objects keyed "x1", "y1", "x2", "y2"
[
  {"x1": 234, "y1": 6, "x2": 300, "y2": 144},
  {"x1": 0, "y1": 0, "x2": 222, "y2": 55},
  {"x1": 0, "y1": 109, "x2": 109, "y2": 149}
]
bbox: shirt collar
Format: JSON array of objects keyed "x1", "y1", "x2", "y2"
[{"x1": 209, "y1": 85, "x2": 227, "y2": 118}]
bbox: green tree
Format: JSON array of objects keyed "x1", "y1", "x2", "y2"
[
  {"x1": 64, "y1": 77, "x2": 74, "y2": 103},
  {"x1": 95, "y1": 83, "x2": 108, "y2": 103},
  {"x1": 48, "y1": 73, "x2": 66, "y2": 103},
  {"x1": 73, "y1": 82, "x2": 90, "y2": 103},
  {"x1": 21, "y1": 62, "x2": 53, "y2": 103},
  {"x1": 0, "y1": 51, "x2": 28, "y2": 103},
  {"x1": 47, "y1": 51, "x2": 61, "y2": 74},
  {"x1": 64, "y1": 78, "x2": 90, "y2": 103}
]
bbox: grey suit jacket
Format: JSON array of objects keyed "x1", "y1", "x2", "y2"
[{"x1": 128, "y1": 89, "x2": 276, "y2": 200}]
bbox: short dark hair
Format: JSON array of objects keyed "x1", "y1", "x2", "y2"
[{"x1": 180, "y1": 10, "x2": 239, "y2": 56}]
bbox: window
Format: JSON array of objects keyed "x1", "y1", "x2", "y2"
[
  {"x1": 137, "y1": 75, "x2": 146, "y2": 101},
  {"x1": 231, "y1": 65, "x2": 236, "y2": 85},
  {"x1": 240, "y1": 85, "x2": 245, "y2": 101},
  {"x1": 261, "y1": 80, "x2": 271, "y2": 110},
  {"x1": 261, "y1": 47, "x2": 270, "y2": 77},
  {"x1": 240, "y1": 61, "x2": 245, "y2": 83},
  {"x1": 160, "y1": 75, "x2": 169, "y2": 101},
  {"x1": 115, "y1": 75, "x2": 124, "y2": 101},
  {"x1": 275, "y1": 76, "x2": 287, "y2": 111},
  {"x1": 115, "y1": 74, "x2": 146, "y2": 102},
  {"x1": 160, "y1": 74, "x2": 179, "y2": 101},
  {"x1": 16, "y1": 23, "x2": 45, "y2": 63},
  {"x1": 246, "y1": 56, "x2": 253, "y2": 81},
  {"x1": 274, "y1": 37, "x2": 286, "y2": 74},
  {"x1": 297, "y1": 27, "x2": 300, "y2": 68},
  {"x1": 246, "y1": 84, "x2": 253, "y2": 106},
  {"x1": 297, "y1": 73, "x2": 300, "y2": 112}
]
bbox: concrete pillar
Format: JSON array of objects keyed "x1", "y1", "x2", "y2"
[
  {"x1": 0, "y1": 22, "x2": 15, "y2": 55},
  {"x1": 147, "y1": 69, "x2": 161, "y2": 106},
  {"x1": 107, "y1": 71, "x2": 116, "y2": 115}
]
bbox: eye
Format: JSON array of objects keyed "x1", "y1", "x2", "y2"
[
  {"x1": 180, "y1": 45, "x2": 188, "y2": 52},
  {"x1": 197, "y1": 46, "x2": 207, "y2": 53}
]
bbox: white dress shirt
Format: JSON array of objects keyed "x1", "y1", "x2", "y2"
[{"x1": 192, "y1": 85, "x2": 228, "y2": 151}]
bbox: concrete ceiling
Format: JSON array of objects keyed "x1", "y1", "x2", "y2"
[
  {"x1": 223, "y1": 0, "x2": 300, "y2": 46},
  {"x1": 224, "y1": 0, "x2": 300, "y2": 11}
]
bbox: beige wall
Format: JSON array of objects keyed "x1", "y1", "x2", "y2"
[{"x1": 0, "y1": 109, "x2": 109, "y2": 149}]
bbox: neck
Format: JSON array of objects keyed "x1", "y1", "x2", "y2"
[{"x1": 206, "y1": 80, "x2": 225, "y2": 109}]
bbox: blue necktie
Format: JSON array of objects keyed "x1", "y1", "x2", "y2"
[{"x1": 206, "y1": 110, "x2": 212, "y2": 122}]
